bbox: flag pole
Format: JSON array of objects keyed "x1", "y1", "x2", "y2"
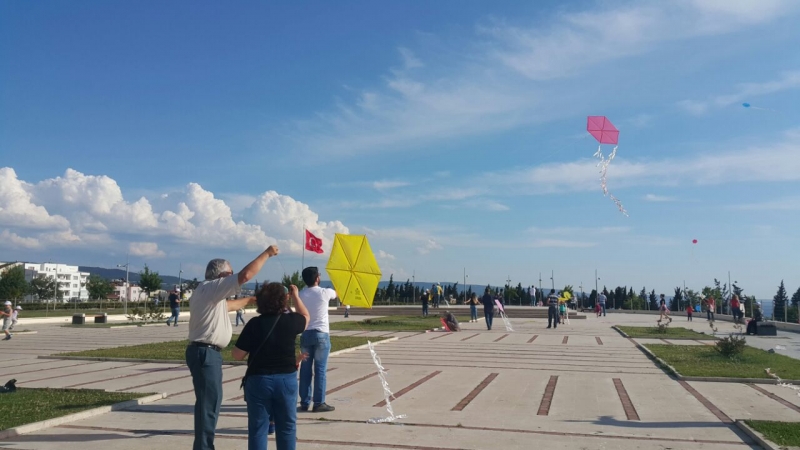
[{"x1": 301, "y1": 227, "x2": 305, "y2": 274}]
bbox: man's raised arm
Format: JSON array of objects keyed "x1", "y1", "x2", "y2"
[{"x1": 238, "y1": 245, "x2": 279, "y2": 285}]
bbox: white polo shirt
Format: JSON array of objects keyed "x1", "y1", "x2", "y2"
[
  {"x1": 299, "y1": 285, "x2": 337, "y2": 333},
  {"x1": 188, "y1": 275, "x2": 240, "y2": 348}
]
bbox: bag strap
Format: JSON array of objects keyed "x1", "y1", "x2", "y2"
[{"x1": 241, "y1": 315, "x2": 281, "y2": 389}]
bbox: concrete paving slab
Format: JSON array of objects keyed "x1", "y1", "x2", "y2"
[{"x1": 689, "y1": 381, "x2": 800, "y2": 421}]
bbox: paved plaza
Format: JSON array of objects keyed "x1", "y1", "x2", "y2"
[{"x1": 2, "y1": 311, "x2": 800, "y2": 449}]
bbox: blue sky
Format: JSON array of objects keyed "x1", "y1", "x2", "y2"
[{"x1": 2, "y1": 0, "x2": 800, "y2": 298}]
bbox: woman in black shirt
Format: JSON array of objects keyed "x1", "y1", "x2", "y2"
[{"x1": 232, "y1": 282, "x2": 310, "y2": 450}]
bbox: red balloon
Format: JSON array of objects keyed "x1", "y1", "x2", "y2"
[{"x1": 692, "y1": 239, "x2": 698, "y2": 244}]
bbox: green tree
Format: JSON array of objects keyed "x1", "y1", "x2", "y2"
[
  {"x1": 386, "y1": 275, "x2": 395, "y2": 300},
  {"x1": 86, "y1": 275, "x2": 114, "y2": 300},
  {"x1": 281, "y1": 271, "x2": 306, "y2": 290},
  {"x1": 186, "y1": 278, "x2": 200, "y2": 290},
  {"x1": 0, "y1": 266, "x2": 28, "y2": 305},
  {"x1": 791, "y1": 286, "x2": 800, "y2": 308},
  {"x1": 138, "y1": 265, "x2": 163, "y2": 321},
  {"x1": 648, "y1": 289, "x2": 657, "y2": 310},
  {"x1": 773, "y1": 280, "x2": 789, "y2": 322},
  {"x1": 672, "y1": 287, "x2": 683, "y2": 312},
  {"x1": 28, "y1": 275, "x2": 58, "y2": 301}
]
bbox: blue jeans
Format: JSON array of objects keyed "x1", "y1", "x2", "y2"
[
  {"x1": 236, "y1": 310, "x2": 246, "y2": 326},
  {"x1": 185, "y1": 345, "x2": 223, "y2": 450},
  {"x1": 600, "y1": 303, "x2": 606, "y2": 316},
  {"x1": 168, "y1": 307, "x2": 180, "y2": 325},
  {"x1": 422, "y1": 302, "x2": 428, "y2": 317},
  {"x1": 245, "y1": 373, "x2": 298, "y2": 450},
  {"x1": 470, "y1": 304, "x2": 478, "y2": 321},
  {"x1": 484, "y1": 310, "x2": 493, "y2": 330},
  {"x1": 299, "y1": 330, "x2": 330, "y2": 407}
]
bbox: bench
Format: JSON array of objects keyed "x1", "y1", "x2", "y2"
[
  {"x1": 757, "y1": 323, "x2": 777, "y2": 336},
  {"x1": 94, "y1": 313, "x2": 108, "y2": 324},
  {"x1": 72, "y1": 313, "x2": 85, "y2": 325}
]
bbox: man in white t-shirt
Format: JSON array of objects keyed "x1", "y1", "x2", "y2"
[
  {"x1": 597, "y1": 291, "x2": 607, "y2": 316},
  {"x1": 529, "y1": 286, "x2": 536, "y2": 306},
  {"x1": 298, "y1": 266, "x2": 338, "y2": 413},
  {"x1": 186, "y1": 245, "x2": 279, "y2": 450}
]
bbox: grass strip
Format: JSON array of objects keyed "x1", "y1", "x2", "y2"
[
  {"x1": 616, "y1": 326, "x2": 716, "y2": 340},
  {"x1": 0, "y1": 388, "x2": 146, "y2": 430},
  {"x1": 745, "y1": 420, "x2": 800, "y2": 447},
  {"x1": 644, "y1": 344, "x2": 800, "y2": 379},
  {"x1": 331, "y1": 315, "x2": 471, "y2": 331},
  {"x1": 59, "y1": 335, "x2": 385, "y2": 362}
]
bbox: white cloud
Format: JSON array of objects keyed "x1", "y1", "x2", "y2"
[
  {"x1": 372, "y1": 180, "x2": 411, "y2": 191},
  {"x1": 377, "y1": 250, "x2": 396, "y2": 260},
  {"x1": 398, "y1": 47, "x2": 423, "y2": 69},
  {"x1": 529, "y1": 239, "x2": 596, "y2": 249},
  {"x1": 731, "y1": 196, "x2": 800, "y2": 211},
  {"x1": 644, "y1": 194, "x2": 677, "y2": 202},
  {"x1": 485, "y1": 1, "x2": 797, "y2": 80},
  {"x1": 0, "y1": 229, "x2": 41, "y2": 249},
  {"x1": 129, "y1": 242, "x2": 166, "y2": 258},
  {"x1": 679, "y1": 70, "x2": 800, "y2": 114},
  {"x1": 0, "y1": 168, "x2": 348, "y2": 257},
  {"x1": 489, "y1": 129, "x2": 800, "y2": 195},
  {"x1": 0, "y1": 168, "x2": 70, "y2": 230},
  {"x1": 417, "y1": 239, "x2": 443, "y2": 255},
  {"x1": 527, "y1": 226, "x2": 630, "y2": 235}
]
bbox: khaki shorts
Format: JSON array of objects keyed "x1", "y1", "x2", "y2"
[{"x1": 1, "y1": 318, "x2": 10, "y2": 332}]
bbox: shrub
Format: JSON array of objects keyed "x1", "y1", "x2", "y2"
[{"x1": 715, "y1": 334, "x2": 746, "y2": 358}]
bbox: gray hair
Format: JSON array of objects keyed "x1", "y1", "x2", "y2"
[{"x1": 205, "y1": 259, "x2": 232, "y2": 280}]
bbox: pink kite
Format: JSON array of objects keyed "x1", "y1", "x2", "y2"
[
  {"x1": 587, "y1": 116, "x2": 619, "y2": 145},
  {"x1": 587, "y1": 116, "x2": 627, "y2": 216},
  {"x1": 494, "y1": 299, "x2": 505, "y2": 313}
]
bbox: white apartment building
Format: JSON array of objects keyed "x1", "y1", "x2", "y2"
[
  {"x1": 24, "y1": 263, "x2": 89, "y2": 302},
  {"x1": 111, "y1": 280, "x2": 146, "y2": 302}
]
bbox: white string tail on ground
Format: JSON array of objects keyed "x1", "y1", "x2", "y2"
[
  {"x1": 367, "y1": 340, "x2": 407, "y2": 424},
  {"x1": 593, "y1": 145, "x2": 628, "y2": 216},
  {"x1": 499, "y1": 310, "x2": 514, "y2": 332},
  {"x1": 765, "y1": 368, "x2": 800, "y2": 398}
]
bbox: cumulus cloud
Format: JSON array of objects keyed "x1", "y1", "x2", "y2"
[
  {"x1": 0, "y1": 168, "x2": 348, "y2": 258},
  {"x1": 0, "y1": 168, "x2": 70, "y2": 230},
  {"x1": 644, "y1": 194, "x2": 677, "y2": 202},
  {"x1": 377, "y1": 250, "x2": 396, "y2": 260},
  {"x1": 129, "y1": 242, "x2": 166, "y2": 258}
]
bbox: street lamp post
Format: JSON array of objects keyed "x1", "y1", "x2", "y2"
[
  {"x1": 117, "y1": 256, "x2": 130, "y2": 316},
  {"x1": 505, "y1": 275, "x2": 511, "y2": 305},
  {"x1": 550, "y1": 270, "x2": 554, "y2": 291}
]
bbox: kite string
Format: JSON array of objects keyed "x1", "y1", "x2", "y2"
[
  {"x1": 367, "y1": 340, "x2": 407, "y2": 424},
  {"x1": 593, "y1": 145, "x2": 628, "y2": 216}
]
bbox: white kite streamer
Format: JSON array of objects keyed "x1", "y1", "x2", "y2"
[
  {"x1": 498, "y1": 310, "x2": 514, "y2": 332},
  {"x1": 367, "y1": 340, "x2": 407, "y2": 424},
  {"x1": 594, "y1": 145, "x2": 628, "y2": 216},
  {"x1": 765, "y1": 368, "x2": 800, "y2": 398}
]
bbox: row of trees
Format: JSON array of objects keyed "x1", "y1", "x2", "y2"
[{"x1": 0, "y1": 265, "x2": 164, "y2": 306}]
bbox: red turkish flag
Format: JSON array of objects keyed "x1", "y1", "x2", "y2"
[{"x1": 305, "y1": 230, "x2": 324, "y2": 254}]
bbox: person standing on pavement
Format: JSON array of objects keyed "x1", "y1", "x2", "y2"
[
  {"x1": 2, "y1": 301, "x2": 12, "y2": 341},
  {"x1": 420, "y1": 289, "x2": 429, "y2": 317},
  {"x1": 481, "y1": 287, "x2": 494, "y2": 330},
  {"x1": 232, "y1": 282, "x2": 310, "y2": 450},
  {"x1": 9, "y1": 306, "x2": 21, "y2": 331},
  {"x1": 547, "y1": 290, "x2": 559, "y2": 329},
  {"x1": 705, "y1": 296, "x2": 716, "y2": 322},
  {"x1": 730, "y1": 295, "x2": 743, "y2": 323},
  {"x1": 597, "y1": 291, "x2": 607, "y2": 316},
  {"x1": 298, "y1": 267, "x2": 338, "y2": 413},
  {"x1": 186, "y1": 245, "x2": 279, "y2": 450},
  {"x1": 235, "y1": 299, "x2": 247, "y2": 327},
  {"x1": 466, "y1": 293, "x2": 479, "y2": 322},
  {"x1": 166, "y1": 289, "x2": 181, "y2": 326}
]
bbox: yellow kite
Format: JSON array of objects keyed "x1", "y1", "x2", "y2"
[{"x1": 326, "y1": 234, "x2": 381, "y2": 308}]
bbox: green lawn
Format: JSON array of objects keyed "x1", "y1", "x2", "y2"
[
  {"x1": 746, "y1": 420, "x2": 800, "y2": 447},
  {"x1": 330, "y1": 315, "x2": 470, "y2": 332},
  {"x1": 616, "y1": 326, "x2": 716, "y2": 340},
  {"x1": 0, "y1": 388, "x2": 146, "y2": 431},
  {"x1": 644, "y1": 344, "x2": 800, "y2": 379},
  {"x1": 59, "y1": 335, "x2": 385, "y2": 362}
]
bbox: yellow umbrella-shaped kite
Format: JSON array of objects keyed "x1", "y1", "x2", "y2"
[{"x1": 326, "y1": 234, "x2": 382, "y2": 308}]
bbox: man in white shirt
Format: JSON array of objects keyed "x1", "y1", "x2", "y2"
[
  {"x1": 598, "y1": 291, "x2": 607, "y2": 316},
  {"x1": 186, "y1": 245, "x2": 279, "y2": 450},
  {"x1": 298, "y1": 266, "x2": 338, "y2": 413}
]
